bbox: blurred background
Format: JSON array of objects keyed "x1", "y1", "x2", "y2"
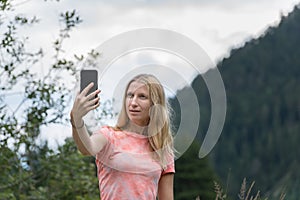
[{"x1": 1, "y1": 0, "x2": 299, "y2": 199}]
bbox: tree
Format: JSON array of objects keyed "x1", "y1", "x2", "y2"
[
  {"x1": 174, "y1": 141, "x2": 218, "y2": 200},
  {"x1": 0, "y1": 0, "x2": 102, "y2": 198},
  {"x1": 211, "y1": 4, "x2": 300, "y2": 199}
]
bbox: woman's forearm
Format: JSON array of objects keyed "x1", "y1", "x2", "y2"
[
  {"x1": 72, "y1": 125, "x2": 93, "y2": 156},
  {"x1": 70, "y1": 108, "x2": 107, "y2": 156},
  {"x1": 70, "y1": 112, "x2": 94, "y2": 155}
]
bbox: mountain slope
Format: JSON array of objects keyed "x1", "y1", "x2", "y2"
[
  {"x1": 210, "y1": 4, "x2": 300, "y2": 198},
  {"x1": 172, "y1": 4, "x2": 300, "y2": 199}
]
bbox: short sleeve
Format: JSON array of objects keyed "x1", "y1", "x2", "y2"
[
  {"x1": 93, "y1": 126, "x2": 113, "y2": 142},
  {"x1": 93, "y1": 126, "x2": 114, "y2": 161},
  {"x1": 162, "y1": 153, "x2": 175, "y2": 175}
]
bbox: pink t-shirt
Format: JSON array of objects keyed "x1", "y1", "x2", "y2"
[{"x1": 94, "y1": 126, "x2": 175, "y2": 200}]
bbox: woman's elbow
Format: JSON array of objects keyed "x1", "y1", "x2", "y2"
[{"x1": 77, "y1": 146, "x2": 93, "y2": 156}]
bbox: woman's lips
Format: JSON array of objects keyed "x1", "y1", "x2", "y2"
[{"x1": 129, "y1": 110, "x2": 141, "y2": 115}]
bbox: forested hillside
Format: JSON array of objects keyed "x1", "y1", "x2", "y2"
[{"x1": 173, "y1": 4, "x2": 300, "y2": 199}]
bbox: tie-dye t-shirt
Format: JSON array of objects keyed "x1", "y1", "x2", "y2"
[{"x1": 94, "y1": 126, "x2": 175, "y2": 200}]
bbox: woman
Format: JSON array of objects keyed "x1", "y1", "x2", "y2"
[{"x1": 70, "y1": 74, "x2": 175, "y2": 200}]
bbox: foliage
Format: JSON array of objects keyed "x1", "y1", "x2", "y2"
[
  {"x1": 0, "y1": 138, "x2": 99, "y2": 200},
  {"x1": 202, "y1": 4, "x2": 300, "y2": 199},
  {"x1": 171, "y1": 3, "x2": 300, "y2": 199},
  {"x1": 174, "y1": 141, "x2": 217, "y2": 200},
  {"x1": 0, "y1": 1, "x2": 100, "y2": 199}
]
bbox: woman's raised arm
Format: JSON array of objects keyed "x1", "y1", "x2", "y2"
[{"x1": 70, "y1": 83, "x2": 107, "y2": 156}]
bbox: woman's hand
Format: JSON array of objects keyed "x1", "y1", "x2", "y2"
[{"x1": 70, "y1": 82, "x2": 101, "y2": 126}]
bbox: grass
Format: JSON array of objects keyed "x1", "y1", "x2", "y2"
[{"x1": 195, "y1": 178, "x2": 286, "y2": 200}]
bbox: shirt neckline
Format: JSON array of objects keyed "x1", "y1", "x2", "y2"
[{"x1": 121, "y1": 129, "x2": 149, "y2": 139}]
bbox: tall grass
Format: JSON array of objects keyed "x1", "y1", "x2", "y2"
[{"x1": 195, "y1": 178, "x2": 286, "y2": 200}]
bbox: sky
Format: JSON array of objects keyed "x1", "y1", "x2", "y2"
[
  {"x1": 16, "y1": 0, "x2": 299, "y2": 62},
  {"x1": 7, "y1": 0, "x2": 300, "y2": 148}
]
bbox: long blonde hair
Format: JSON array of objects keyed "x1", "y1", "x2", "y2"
[{"x1": 115, "y1": 74, "x2": 174, "y2": 168}]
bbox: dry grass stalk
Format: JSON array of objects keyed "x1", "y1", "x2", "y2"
[
  {"x1": 279, "y1": 191, "x2": 286, "y2": 200},
  {"x1": 245, "y1": 180, "x2": 256, "y2": 200},
  {"x1": 214, "y1": 181, "x2": 227, "y2": 200},
  {"x1": 238, "y1": 178, "x2": 262, "y2": 200},
  {"x1": 238, "y1": 178, "x2": 247, "y2": 199},
  {"x1": 210, "y1": 178, "x2": 285, "y2": 200}
]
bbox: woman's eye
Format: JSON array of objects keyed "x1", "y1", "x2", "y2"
[
  {"x1": 139, "y1": 94, "x2": 147, "y2": 99},
  {"x1": 127, "y1": 93, "x2": 133, "y2": 98}
]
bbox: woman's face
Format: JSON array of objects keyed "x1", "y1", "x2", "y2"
[{"x1": 125, "y1": 81, "x2": 152, "y2": 127}]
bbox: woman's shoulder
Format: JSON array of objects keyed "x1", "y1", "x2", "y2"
[
  {"x1": 96, "y1": 125, "x2": 124, "y2": 139},
  {"x1": 97, "y1": 125, "x2": 115, "y2": 134},
  {"x1": 97, "y1": 125, "x2": 117, "y2": 131}
]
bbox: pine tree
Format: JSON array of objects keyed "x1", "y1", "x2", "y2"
[{"x1": 174, "y1": 141, "x2": 217, "y2": 200}]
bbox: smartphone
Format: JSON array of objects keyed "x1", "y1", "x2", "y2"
[{"x1": 80, "y1": 69, "x2": 98, "y2": 99}]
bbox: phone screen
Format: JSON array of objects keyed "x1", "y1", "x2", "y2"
[{"x1": 80, "y1": 70, "x2": 98, "y2": 98}]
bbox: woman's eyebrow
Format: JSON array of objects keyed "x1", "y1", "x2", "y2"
[{"x1": 138, "y1": 92, "x2": 147, "y2": 95}]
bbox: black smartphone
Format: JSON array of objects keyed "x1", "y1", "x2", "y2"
[{"x1": 80, "y1": 69, "x2": 98, "y2": 99}]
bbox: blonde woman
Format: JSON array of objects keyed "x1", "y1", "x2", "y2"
[{"x1": 70, "y1": 74, "x2": 175, "y2": 200}]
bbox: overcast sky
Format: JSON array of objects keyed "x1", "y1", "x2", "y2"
[
  {"x1": 10, "y1": 0, "x2": 300, "y2": 147},
  {"x1": 16, "y1": 0, "x2": 299, "y2": 61}
]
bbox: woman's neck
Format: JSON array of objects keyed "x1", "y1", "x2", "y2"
[{"x1": 124, "y1": 122, "x2": 148, "y2": 135}]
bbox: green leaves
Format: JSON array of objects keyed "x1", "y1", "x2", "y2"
[
  {"x1": 210, "y1": 4, "x2": 300, "y2": 199},
  {"x1": 0, "y1": 0, "x2": 11, "y2": 12},
  {"x1": 0, "y1": 138, "x2": 99, "y2": 199},
  {"x1": 174, "y1": 141, "x2": 217, "y2": 199},
  {"x1": 0, "y1": 2, "x2": 96, "y2": 199},
  {"x1": 60, "y1": 10, "x2": 82, "y2": 32}
]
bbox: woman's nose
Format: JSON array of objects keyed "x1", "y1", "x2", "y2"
[{"x1": 130, "y1": 96, "x2": 138, "y2": 106}]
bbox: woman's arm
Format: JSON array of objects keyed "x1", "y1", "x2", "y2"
[
  {"x1": 157, "y1": 173, "x2": 174, "y2": 200},
  {"x1": 70, "y1": 83, "x2": 107, "y2": 156},
  {"x1": 71, "y1": 113, "x2": 107, "y2": 156}
]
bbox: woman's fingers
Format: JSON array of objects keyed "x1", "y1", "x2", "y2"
[
  {"x1": 86, "y1": 89, "x2": 101, "y2": 100},
  {"x1": 72, "y1": 85, "x2": 100, "y2": 120},
  {"x1": 87, "y1": 99, "x2": 100, "y2": 112},
  {"x1": 76, "y1": 85, "x2": 100, "y2": 105},
  {"x1": 80, "y1": 82, "x2": 95, "y2": 97},
  {"x1": 78, "y1": 90, "x2": 100, "y2": 110}
]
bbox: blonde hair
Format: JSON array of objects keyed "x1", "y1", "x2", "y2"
[{"x1": 115, "y1": 74, "x2": 174, "y2": 168}]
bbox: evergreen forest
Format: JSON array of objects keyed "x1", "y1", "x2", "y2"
[{"x1": 172, "y1": 4, "x2": 300, "y2": 199}]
